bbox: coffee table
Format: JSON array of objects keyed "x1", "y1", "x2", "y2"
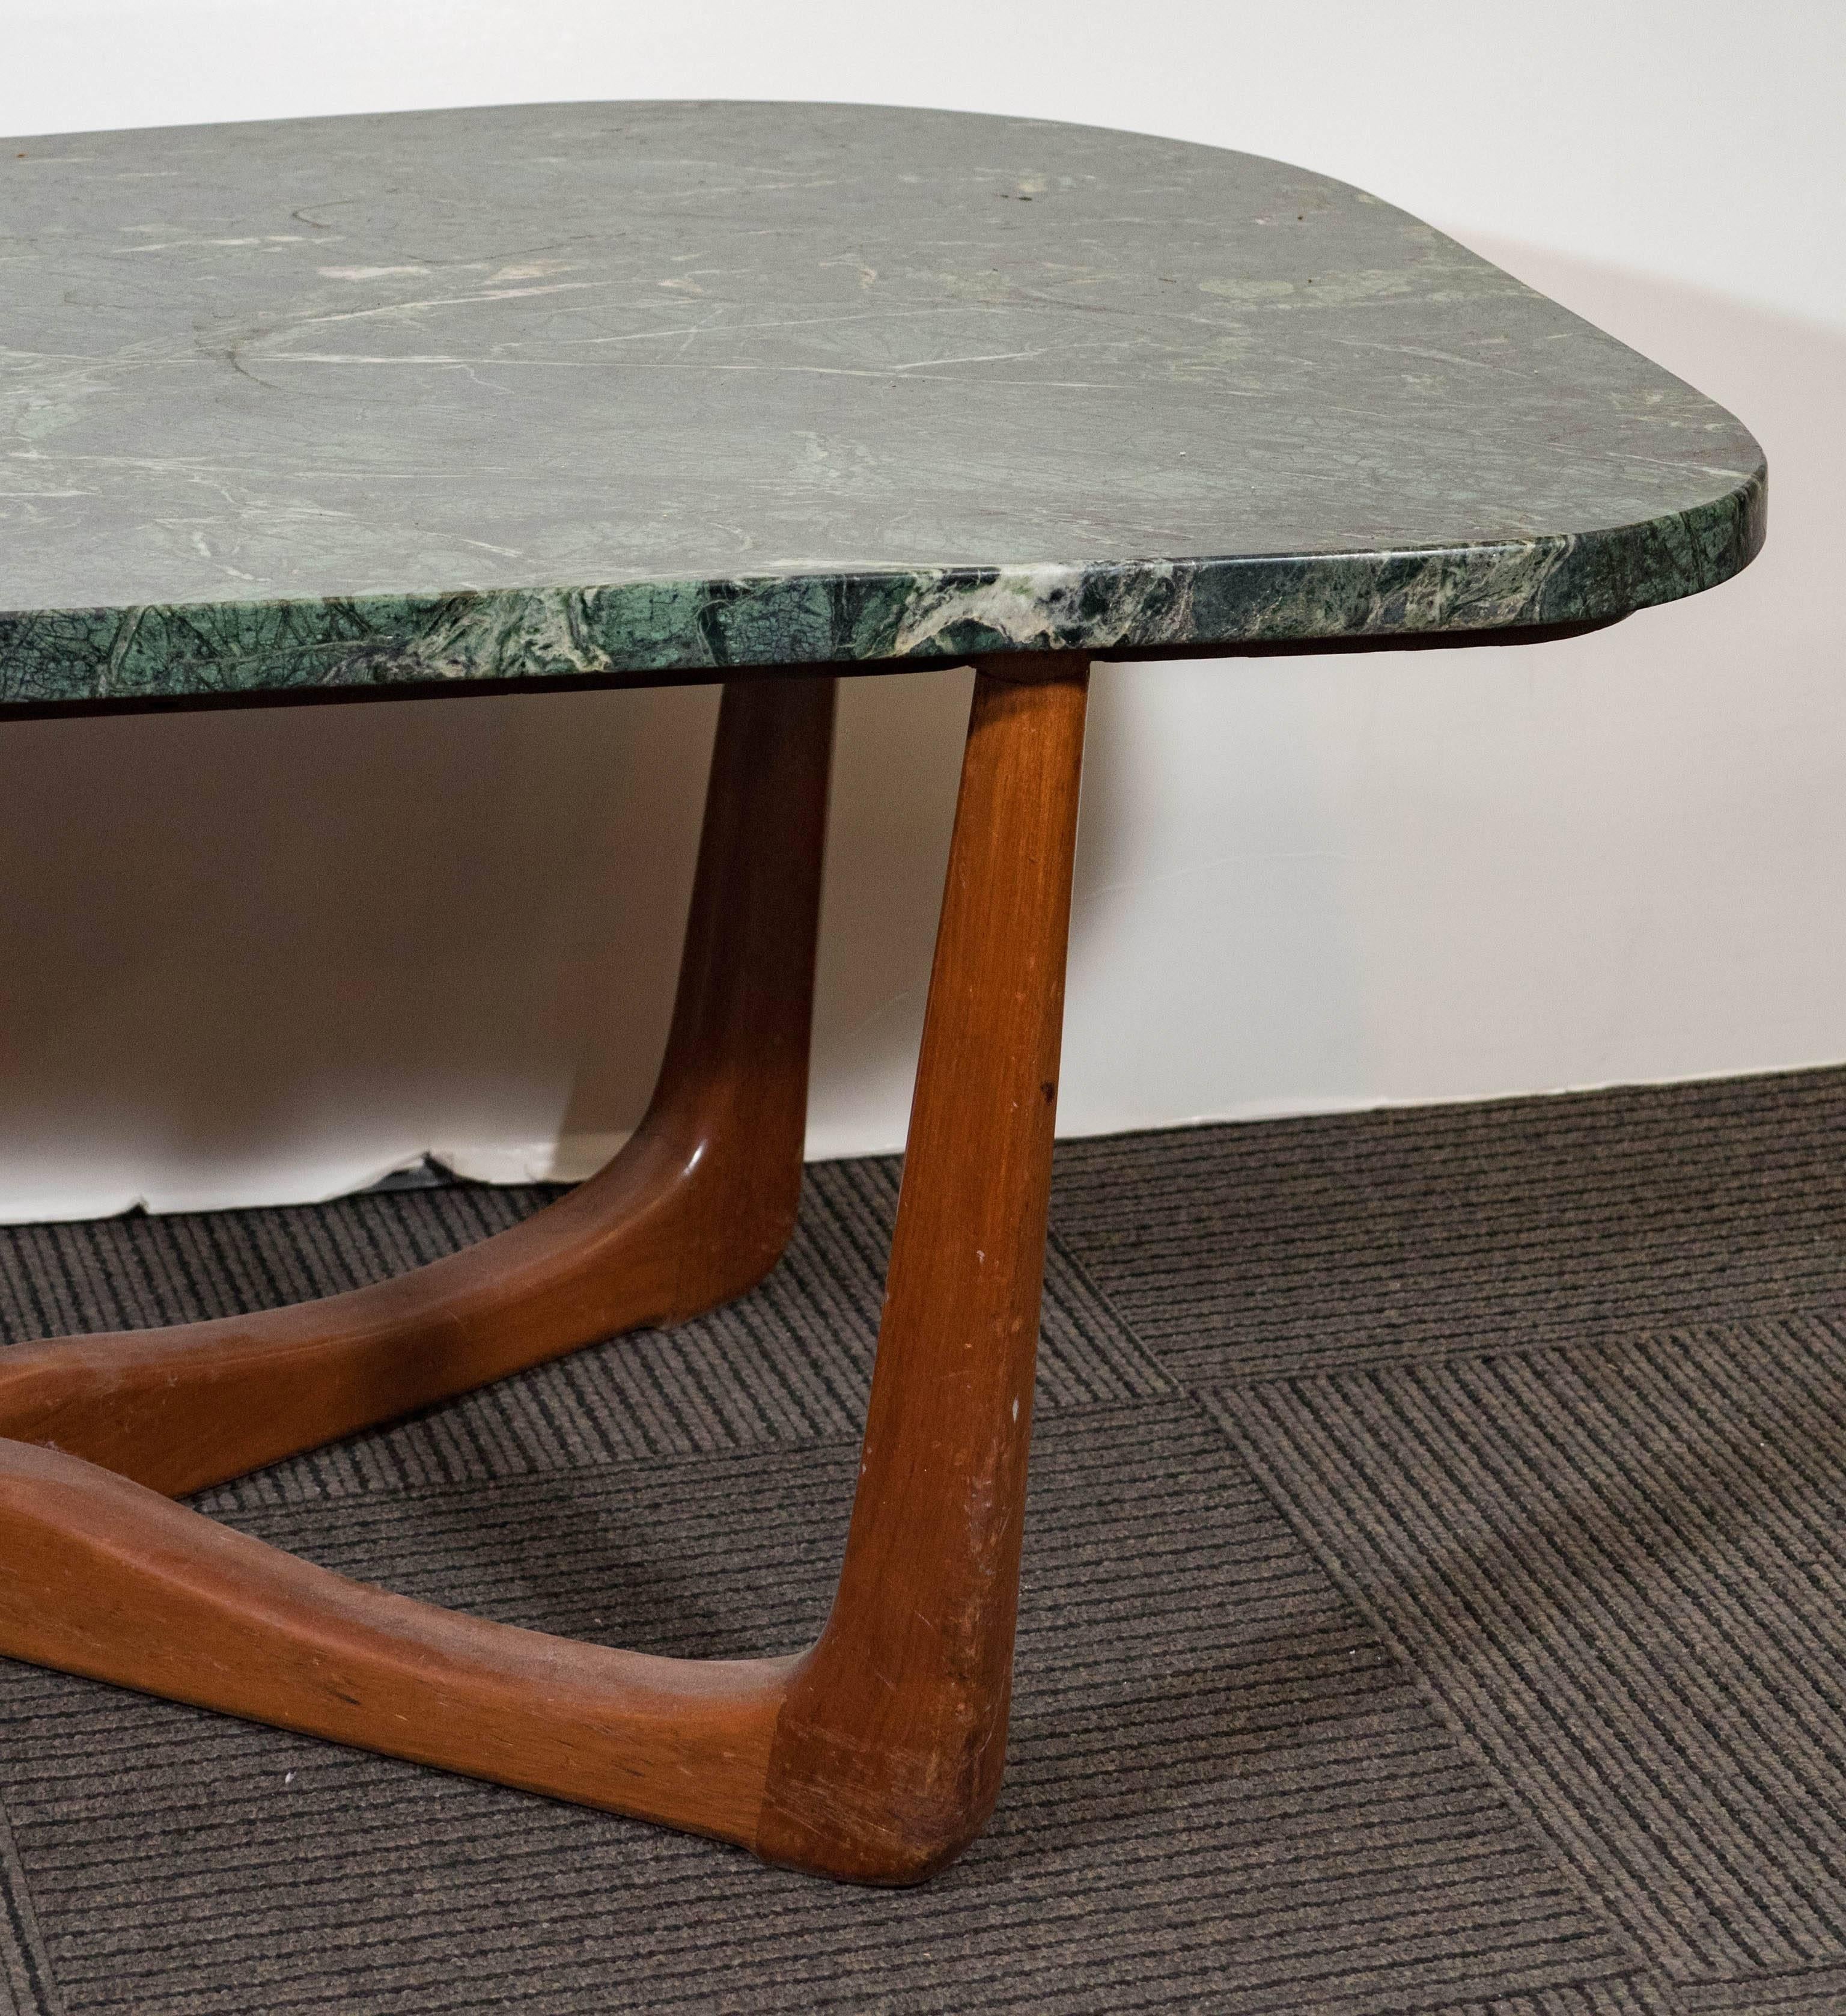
[{"x1": 0, "y1": 102, "x2": 1763, "y2": 1884}]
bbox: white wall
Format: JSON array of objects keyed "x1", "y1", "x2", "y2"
[{"x1": 2, "y1": 2, "x2": 1841, "y2": 1219}]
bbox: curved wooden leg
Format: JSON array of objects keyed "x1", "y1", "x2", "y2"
[
  {"x1": 760, "y1": 653, "x2": 1089, "y2": 1881},
  {"x1": 0, "y1": 1436, "x2": 793, "y2": 1851},
  {"x1": 0, "y1": 677, "x2": 837, "y2": 1497},
  {"x1": 0, "y1": 655, "x2": 1086, "y2": 1887}
]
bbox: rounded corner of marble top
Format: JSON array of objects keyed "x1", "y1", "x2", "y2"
[
  {"x1": 0, "y1": 100, "x2": 1768, "y2": 712},
  {"x1": 0, "y1": 460, "x2": 1765, "y2": 712}
]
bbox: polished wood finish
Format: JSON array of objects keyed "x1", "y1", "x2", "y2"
[
  {"x1": 0, "y1": 677, "x2": 836, "y2": 1497},
  {"x1": 0, "y1": 657, "x2": 1089, "y2": 1886},
  {"x1": 0, "y1": 1436, "x2": 791, "y2": 1850},
  {"x1": 759, "y1": 655, "x2": 1089, "y2": 1881}
]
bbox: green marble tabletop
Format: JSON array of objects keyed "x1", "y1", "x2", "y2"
[{"x1": 0, "y1": 101, "x2": 1763, "y2": 710}]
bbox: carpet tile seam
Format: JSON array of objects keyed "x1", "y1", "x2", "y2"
[
  {"x1": 1118, "y1": 1272, "x2": 1846, "y2": 1325},
  {"x1": 187, "y1": 1316, "x2": 1168, "y2": 1504},
  {"x1": 4, "y1": 1654, "x2": 1451, "y2": 1794},
  {"x1": 1065, "y1": 1250, "x2": 1846, "y2": 1303},
  {"x1": 1186, "y1": 1391, "x2": 1670, "y2": 1973},
  {"x1": 1249, "y1": 1373, "x2": 1774, "y2": 1975},
  {"x1": 194, "y1": 1381, "x2": 1211, "y2": 1515},
  {"x1": 751, "y1": 1919, "x2": 1643, "y2": 2016},
  {"x1": 1058, "y1": 1191, "x2": 1846, "y2": 1245},
  {"x1": 1202, "y1": 1384, "x2": 1667, "y2": 1984},
  {"x1": 1042, "y1": 1223, "x2": 1184, "y2": 1396},
  {"x1": 23, "y1": 1823, "x2": 1565, "y2": 1938},
  {"x1": 35, "y1": 1890, "x2": 1617, "y2": 1994},
  {"x1": 1174, "y1": 1294, "x2": 1846, "y2": 1387},
  {"x1": 1350, "y1": 1351, "x2": 1846, "y2": 1952},
  {"x1": 1050, "y1": 1120, "x2": 1834, "y2": 1186},
  {"x1": 0, "y1": 1791, "x2": 62, "y2": 2016},
  {"x1": 20, "y1": 1810, "x2": 1567, "y2": 1940},
  {"x1": 1225, "y1": 1379, "x2": 1846, "y2": 1975},
  {"x1": 1478, "y1": 1347, "x2": 1846, "y2": 1794},
  {"x1": 1368, "y1": 1358, "x2": 1846, "y2": 1892},
  {"x1": 1639, "y1": 1324, "x2": 1846, "y2": 1627},
  {"x1": 56, "y1": 1901, "x2": 1633, "y2": 2012},
  {"x1": 1413, "y1": 1989, "x2": 1671, "y2": 2016},
  {"x1": 1673, "y1": 1955, "x2": 1846, "y2": 1994},
  {"x1": 34, "y1": 1854, "x2": 1610, "y2": 1978},
  {"x1": 14, "y1": 1741, "x2": 1510, "y2": 1872},
  {"x1": 1065, "y1": 1212, "x2": 1846, "y2": 1270}
]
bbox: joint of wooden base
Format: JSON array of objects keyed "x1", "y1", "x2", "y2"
[
  {"x1": 754, "y1": 1688, "x2": 1009, "y2": 1886},
  {"x1": 0, "y1": 660, "x2": 1083, "y2": 1890},
  {"x1": 965, "y1": 648, "x2": 1091, "y2": 686}
]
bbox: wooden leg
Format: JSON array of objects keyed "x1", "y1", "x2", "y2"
[
  {"x1": 759, "y1": 654, "x2": 1089, "y2": 1880},
  {"x1": 0, "y1": 677, "x2": 837, "y2": 1497},
  {"x1": 0, "y1": 1436, "x2": 793, "y2": 1850},
  {"x1": 0, "y1": 655, "x2": 1089, "y2": 1886}
]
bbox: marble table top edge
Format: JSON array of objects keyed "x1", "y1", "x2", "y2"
[
  {"x1": 0, "y1": 99, "x2": 1767, "y2": 713},
  {"x1": 0, "y1": 469, "x2": 1764, "y2": 711}
]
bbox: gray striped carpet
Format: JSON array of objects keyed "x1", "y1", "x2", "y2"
[{"x1": 3, "y1": 1066, "x2": 1846, "y2": 2014}]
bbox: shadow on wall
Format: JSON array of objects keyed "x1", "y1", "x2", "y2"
[
  {"x1": 1, "y1": 247, "x2": 1842, "y2": 1221},
  {"x1": 0, "y1": 677, "x2": 701, "y2": 1215},
  {"x1": 0, "y1": 658, "x2": 1122, "y2": 1218},
  {"x1": 1060, "y1": 245, "x2": 1846, "y2": 1140}
]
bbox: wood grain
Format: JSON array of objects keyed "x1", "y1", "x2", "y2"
[
  {"x1": 758, "y1": 655, "x2": 1090, "y2": 1881},
  {"x1": 0, "y1": 656, "x2": 1089, "y2": 1885},
  {"x1": 0, "y1": 1435, "x2": 791, "y2": 1848}
]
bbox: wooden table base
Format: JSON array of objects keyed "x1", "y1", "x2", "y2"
[{"x1": 0, "y1": 655, "x2": 1090, "y2": 1886}]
